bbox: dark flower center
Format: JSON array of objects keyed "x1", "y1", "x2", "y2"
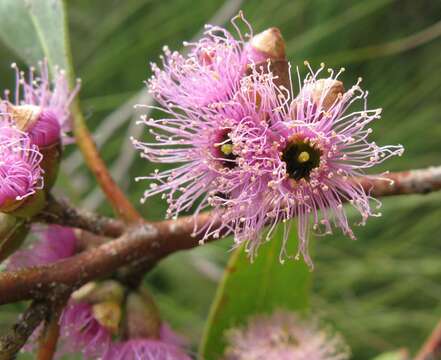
[
  {"x1": 282, "y1": 139, "x2": 321, "y2": 180},
  {"x1": 217, "y1": 131, "x2": 237, "y2": 169}
]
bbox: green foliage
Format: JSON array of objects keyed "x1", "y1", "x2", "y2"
[
  {"x1": 200, "y1": 226, "x2": 311, "y2": 358},
  {"x1": 0, "y1": 0, "x2": 70, "y2": 74},
  {"x1": 371, "y1": 350, "x2": 407, "y2": 360}
]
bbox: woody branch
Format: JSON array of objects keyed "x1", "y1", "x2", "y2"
[{"x1": 0, "y1": 165, "x2": 440, "y2": 305}]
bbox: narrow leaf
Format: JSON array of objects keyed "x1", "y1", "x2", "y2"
[{"x1": 199, "y1": 224, "x2": 311, "y2": 359}]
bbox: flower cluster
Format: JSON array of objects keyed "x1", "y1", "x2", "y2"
[
  {"x1": 224, "y1": 310, "x2": 350, "y2": 360},
  {"x1": 8, "y1": 226, "x2": 190, "y2": 360},
  {"x1": 134, "y1": 16, "x2": 403, "y2": 266}
]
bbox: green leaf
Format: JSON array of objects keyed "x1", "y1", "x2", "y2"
[
  {"x1": 199, "y1": 224, "x2": 311, "y2": 359},
  {"x1": 371, "y1": 350, "x2": 408, "y2": 360},
  {"x1": 0, "y1": 0, "x2": 71, "y2": 76}
]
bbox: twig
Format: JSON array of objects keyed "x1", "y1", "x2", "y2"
[
  {"x1": 70, "y1": 100, "x2": 142, "y2": 223},
  {"x1": 415, "y1": 319, "x2": 441, "y2": 360},
  {"x1": 0, "y1": 301, "x2": 49, "y2": 360},
  {"x1": 36, "y1": 195, "x2": 125, "y2": 238},
  {"x1": 5, "y1": 165, "x2": 440, "y2": 305},
  {"x1": 63, "y1": 0, "x2": 141, "y2": 223},
  {"x1": 36, "y1": 296, "x2": 69, "y2": 360},
  {"x1": 359, "y1": 166, "x2": 441, "y2": 197},
  {"x1": 38, "y1": 166, "x2": 441, "y2": 238},
  {"x1": 0, "y1": 213, "x2": 214, "y2": 305}
]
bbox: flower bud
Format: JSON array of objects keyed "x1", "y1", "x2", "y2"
[
  {"x1": 92, "y1": 300, "x2": 122, "y2": 335},
  {"x1": 0, "y1": 214, "x2": 29, "y2": 263},
  {"x1": 302, "y1": 79, "x2": 345, "y2": 111},
  {"x1": 244, "y1": 28, "x2": 290, "y2": 95},
  {"x1": 72, "y1": 280, "x2": 125, "y2": 305},
  {"x1": 125, "y1": 288, "x2": 161, "y2": 339},
  {"x1": 72, "y1": 280, "x2": 125, "y2": 335},
  {"x1": 4, "y1": 103, "x2": 61, "y2": 148},
  {"x1": 245, "y1": 27, "x2": 286, "y2": 63}
]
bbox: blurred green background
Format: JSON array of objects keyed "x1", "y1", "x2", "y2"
[{"x1": 0, "y1": 0, "x2": 440, "y2": 359}]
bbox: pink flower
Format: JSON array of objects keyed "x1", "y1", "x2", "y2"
[
  {"x1": 218, "y1": 64, "x2": 403, "y2": 266},
  {"x1": 7, "y1": 225, "x2": 77, "y2": 270},
  {"x1": 0, "y1": 61, "x2": 79, "y2": 147},
  {"x1": 59, "y1": 302, "x2": 113, "y2": 359},
  {"x1": 134, "y1": 15, "x2": 274, "y2": 238},
  {"x1": 224, "y1": 311, "x2": 350, "y2": 360},
  {"x1": 0, "y1": 123, "x2": 43, "y2": 212},
  {"x1": 148, "y1": 13, "x2": 254, "y2": 110},
  {"x1": 59, "y1": 302, "x2": 190, "y2": 360},
  {"x1": 106, "y1": 338, "x2": 192, "y2": 360}
]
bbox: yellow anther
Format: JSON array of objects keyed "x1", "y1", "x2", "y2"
[
  {"x1": 221, "y1": 144, "x2": 233, "y2": 155},
  {"x1": 297, "y1": 151, "x2": 310, "y2": 163}
]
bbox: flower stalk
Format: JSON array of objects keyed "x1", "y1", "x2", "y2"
[{"x1": 71, "y1": 100, "x2": 142, "y2": 223}]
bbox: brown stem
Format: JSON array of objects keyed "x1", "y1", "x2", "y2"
[
  {"x1": 357, "y1": 166, "x2": 441, "y2": 197},
  {"x1": 38, "y1": 166, "x2": 441, "y2": 238},
  {"x1": 4, "y1": 165, "x2": 440, "y2": 305},
  {"x1": 71, "y1": 101, "x2": 142, "y2": 223},
  {"x1": 36, "y1": 296, "x2": 69, "y2": 360},
  {"x1": 0, "y1": 301, "x2": 49, "y2": 359},
  {"x1": 37, "y1": 318, "x2": 60, "y2": 360},
  {"x1": 36, "y1": 195, "x2": 125, "y2": 238},
  {"x1": 415, "y1": 319, "x2": 441, "y2": 360},
  {"x1": 0, "y1": 214, "x2": 214, "y2": 305}
]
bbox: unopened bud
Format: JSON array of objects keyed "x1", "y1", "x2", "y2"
[
  {"x1": 92, "y1": 301, "x2": 122, "y2": 335},
  {"x1": 304, "y1": 79, "x2": 345, "y2": 111},
  {"x1": 125, "y1": 288, "x2": 161, "y2": 339},
  {"x1": 5, "y1": 103, "x2": 61, "y2": 148},
  {"x1": 246, "y1": 27, "x2": 286, "y2": 63},
  {"x1": 290, "y1": 79, "x2": 345, "y2": 119},
  {"x1": 72, "y1": 280, "x2": 125, "y2": 304},
  {"x1": 244, "y1": 28, "x2": 290, "y2": 95},
  {"x1": 245, "y1": 59, "x2": 291, "y2": 98}
]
